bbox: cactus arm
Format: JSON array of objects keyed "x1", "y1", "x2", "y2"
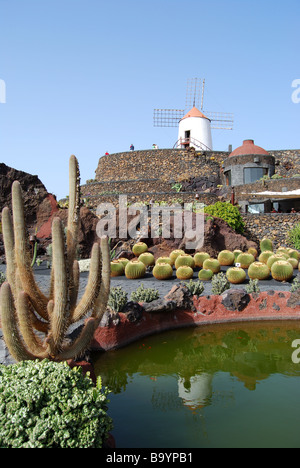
[
  {"x1": 50, "y1": 217, "x2": 70, "y2": 353},
  {"x1": 12, "y1": 181, "x2": 49, "y2": 319},
  {"x1": 72, "y1": 243, "x2": 101, "y2": 323},
  {"x1": 30, "y1": 241, "x2": 38, "y2": 268},
  {"x1": 16, "y1": 291, "x2": 48, "y2": 356},
  {"x1": 69, "y1": 260, "x2": 80, "y2": 311},
  {"x1": 56, "y1": 317, "x2": 97, "y2": 361},
  {"x1": 92, "y1": 236, "x2": 111, "y2": 324},
  {"x1": 66, "y1": 155, "x2": 80, "y2": 298},
  {"x1": 1, "y1": 207, "x2": 19, "y2": 298},
  {"x1": 0, "y1": 283, "x2": 36, "y2": 362}
]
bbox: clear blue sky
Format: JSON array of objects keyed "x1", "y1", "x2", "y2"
[{"x1": 0, "y1": 0, "x2": 299, "y2": 200}]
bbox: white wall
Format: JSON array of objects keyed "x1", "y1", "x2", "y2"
[{"x1": 177, "y1": 116, "x2": 213, "y2": 150}]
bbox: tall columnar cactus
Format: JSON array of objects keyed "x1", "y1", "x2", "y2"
[{"x1": 0, "y1": 155, "x2": 110, "y2": 362}]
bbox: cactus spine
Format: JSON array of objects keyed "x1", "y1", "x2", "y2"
[{"x1": 0, "y1": 155, "x2": 110, "y2": 362}]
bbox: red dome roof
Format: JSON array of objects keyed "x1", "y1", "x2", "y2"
[{"x1": 229, "y1": 139, "x2": 269, "y2": 157}]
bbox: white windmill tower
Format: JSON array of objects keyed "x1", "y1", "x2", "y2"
[{"x1": 153, "y1": 78, "x2": 234, "y2": 151}]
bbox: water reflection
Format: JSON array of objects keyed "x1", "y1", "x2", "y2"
[{"x1": 93, "y1": 321, "x2": 300, "y2": 412}]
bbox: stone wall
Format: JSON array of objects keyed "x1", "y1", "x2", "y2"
[
  {"x1": 94, "y1": 148, "x2": 227, "y2": 183},
  {"x1": 242, "y1": 213, "x2": 300, "y2": 248}
]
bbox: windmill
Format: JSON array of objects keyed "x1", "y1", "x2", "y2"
[{"x1": 153, "y1": 78, "x2": 234, "y2": 151}]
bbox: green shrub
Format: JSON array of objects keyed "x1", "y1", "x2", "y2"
[
  {"x1": 288, "y1": 223, "x2": 300, "y2": 250},
  {"x1": 204, "y1": 201, "x2": 245, "y2": 233},
  {"x1": 131, "y1": 283, "x2": 159, "y2": 303},
  {"x1": 108, "y1": 286, "x2": 128, "y2": 312},
  {"x1": 211, "y1": 272, "x2": 231, "y2": 295},
  {"x1": 0, "y1": 360, "x2": 113, "y2": 448}
]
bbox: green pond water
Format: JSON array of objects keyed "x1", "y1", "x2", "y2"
[{"x1": 92, "y1": 321, "x2": 300, "y2": 448}]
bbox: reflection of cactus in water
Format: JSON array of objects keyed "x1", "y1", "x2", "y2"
[{"x1": 0, "y1": 155, "x2": 110, "y2": 362}]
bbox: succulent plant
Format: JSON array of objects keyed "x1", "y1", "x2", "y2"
[
  {"x1": 132, "y1": 242, "x2": 148, "y2": 256},
  {"x1": 236, "y1": 253, "x2": 255, "y2": 269},
  {"x1": 138, "y1": 252, "x2": 155, "y2": 267},
  {"x1": 194, "y1": 252, "x2": 210, "y2": 268},
  {"x1": 226, "y1": 267, "x2": 247, "y2": 284},
  {"x1": 175, "y1": 254, "x2": 195, "y2": 269},
  {"x1": 198, "y1": 269, "x2": 214, "y2": 281},
  {"x1": 258, "y1": 250, "x2": 274, "y2": 264},
  {"x1": 266, "y1": 254, "x2": 288, "y2": 270},
  {"x1": 202, "y1": 258, "x2": 221, "y2": 274},
  {"x1": 287, "y1": 257, "x2": 299, "y2": 269},
  {"x1": 108, "y1": 286, "x2": 128, "y2": 312},
  {"x1": 182, "y1": 279, "x2": 204, "y2": 296},
  {"x1": 211, "y1": 273, "x2": 230, "y2": 295},
  {"x1": 248, "y1": 247, "x2": 258, "y2": 258},
  {"x1": 287, "y1": 249, "x2": 300, "y2": 260},
  {"x1": 248, "y1": 262, "x2": 270, "y2": 280},
  {"x1": 156, "y1": 256, "x2": 173, "y2": 266},
  {"x1": 233, "y1": 250, "x2": 243, "y2": 261},
  {"x1": 276, "y1": 247, "x2": 289, "y2": 256},
  {"x1": 260, "y1": 238, "x2": 274, "y2": 252},
  {"x1": 271, "y1": 260, "x2": 294, "y2": 282},
  {"x1": 169, "y1": 249, "x2": 185, "y2": 264},
  {"x1": 217, "y1": 250, "x2": 235, "y2": 266},
  {"x1": 110, "y1": 260, "x2": 125, "y2": 277},
  {"x1": 117, "y1": 257, "x2": 130, "y2": 268},
  {"x1": 0, "y1": 155, "x2": 111, "y2": 363},
  {"x1": 131, "y1": 283, "x2": 159, "y2": 303},
  {"x1": 125, "y1": 260, "x2": 146, "y2": 279},
  {"x1": 152, "y1": 263, "x2": 173, "y2": 280},
  {"x1": 176, "y1": 266, "x2": 194, "y2": 280},
  {"x1": 245, "y1": 278, "x2": 261, "y2": 294}
]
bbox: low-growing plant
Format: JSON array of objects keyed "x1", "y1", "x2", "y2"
[
  {"x1": 211, "y1": 272, "x2": 231, "y2": 295},
  {"x1": 0, "y1": 271, "x2": 6, "y2": 286},
  {"x1": 182, "y1": 279, "x2": 204, "y2": 296},
  {"x1": 204, "y1": 201, "x2": 245, "y2": 233},
  {"x1": 131, "y1": 283, "x2": 159, "y2": 303},
  {"x1": 291, "y1": 277, "x2": 300, "y2": 292},
  {"x1": 287, "y1": 223, "x2": 300, "y2": 250},
  {"x1": 245, "y1": 278, "x2": 261, "y2": 294},
  {"x1": 108, "y1": 287, "x2": 128, "y2": 312},
  {"x1": 0, "y1": 359, "x2": 113, "y2": 448}
]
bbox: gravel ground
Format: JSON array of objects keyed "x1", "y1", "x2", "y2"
[{"x1": 0, "y1": 263, "x2": 296, "y2": 366}]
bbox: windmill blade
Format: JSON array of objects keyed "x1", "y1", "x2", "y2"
[
  {"x1": 204, "y1": 111, "x2": 234, "y2": 130},
  {"x1": 153, "y1": 109, "x2": 185, "y2": 127},
  {"x1": 185, "y1": 78, "x2": 204, "y2": 110}
]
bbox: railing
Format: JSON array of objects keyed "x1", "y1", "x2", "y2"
[{"x1": 173, "y1": 137, "x2": 212, "y2": 152}]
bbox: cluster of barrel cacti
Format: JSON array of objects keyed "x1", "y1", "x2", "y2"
[
  {"x1": 110, "y1": 237, "x2": 300, "y2": 286},
  {"x1": 0, "y1": 155, "x2": 111, "y2": 363}
]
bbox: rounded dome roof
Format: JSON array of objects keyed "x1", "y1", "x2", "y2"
[{"x1": 229, "y1": 139, "x2": 269, "y2": 157}]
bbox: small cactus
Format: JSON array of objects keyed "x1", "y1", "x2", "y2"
[
  {"x1": 202, "y1": 258, "x2": 221, "y2": 274},
  {"x1": 258, "y1": 250, "x2": 274, "y2": 264},
  {"x1": 156, "y1": 256, "x2": 173, "y2": 266},
  {"x1": 194, "y1": 252, "x2": 210, "y2": 268},
  {"x1": 125, "y1": 260, "x2": 146, "y2": 279},
  {"x1": 236, "y1": 253, "x2": 255, "y2": 269},
  {"x1": 271, "y1": 261, "x2": 294, "y2": 282},
  {"x1": 175, "y1": 254, "x2": 195, "y2": 270},
  {"x1": 217, "y1": 250, "x2": 235, "y2": 266},
  {"x1": 169, "y1": 249, "x2": 185, "y2": 264},
  {"x1": 138, "y1": 252, "x2": 155, "y2": 267},
  {"x1": 260, "y1": 238, "x2": 274, "y2": 252},
  {"x1": 132, "y1": 242, "x2": 148, "y2": 256},
  {"x1": 198, "y1": 269, "x2": 214, "y2": 281},
  {"x1": 110, "y1": 260, "x2": 125, "y2": 277},
  {"x1": 248, "y1": 262, "x2": 270, "y2": 280},
  {"x1": 152, "y1": 263, "x2": 173, "y2": 280},
  {"x1": 211, "y1": 273, "x2": 230, "y2": 295},
  {"x1": 176, "y1": 266, "x2": 194, "y2": 280},
  {"x1": 226, "y1": 267, "x2": 247, "y2": 284}
]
